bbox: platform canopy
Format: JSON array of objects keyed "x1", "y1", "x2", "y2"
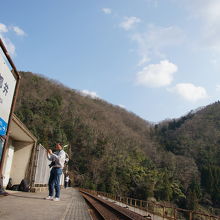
[{"x1": 10, "y1": 114, "x2": 36, "y2": 143}]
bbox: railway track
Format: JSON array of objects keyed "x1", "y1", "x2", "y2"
[{"x1": 80, "y1": 190, "x2": 148, "y2": 220}]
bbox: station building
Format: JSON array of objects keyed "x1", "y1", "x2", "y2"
[
  {"x1": 0, "y1": 114, "x2": 64, "y2": 190},
  {"x1": 1, "y1": 114, "x2": 37, "y2": 187}
]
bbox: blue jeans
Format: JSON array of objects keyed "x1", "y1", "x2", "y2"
[{"x1": 48, "y1": 167, "x2": 62, "y2": 198}]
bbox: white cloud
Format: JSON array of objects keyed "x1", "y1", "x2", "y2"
[
  {"x1": 138, "y1": 55, "x2": 150, "y2": 66},
  {"x1": 11, "y1": 26, "x2": 26, "y2": 36},
  {"x1": 118, "y1": 104, "x2": 126, "y2": 109},
  {"x1": 216, "y1": 85, "x2": 220, "y2": 91},
  {"x1": 0, "y1": 23, "x2": 8, "y2": 33},
  {"x1": 171, "y1": 83, "x2": 208, "y2": 102},
  {"x1": 195, "y1": 1, "x2": 220, "y2": 51},
  {"x1": 131, "y1": 25, "x2": 185, "y2": 65},
  {"x1": 186, "y1": 0, "x2": 220, "y2": 25},
  {"x1": 181, "y1": 0, "x2": 220, "y2": 51},
  {"x1": 0, "y1": 34, "x2": 16, "y2": 56},
  {"x1": 0, "y1": 22, "x2": 26, "y2": 56},
  {"x1": 80, "y1": 90, "x2": 99, "y2": 99},
  {"x1": 120, "y1": 17, "x2": 141, "y2": 31},
  {"x1": 101, "y1": 8, "x2": 112, "y2": 14},
  {"x1": 136, "y1": 60, "x2": 177, "y2": 87}
]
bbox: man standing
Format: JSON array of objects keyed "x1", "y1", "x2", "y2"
[
  {"x1": 64, "y1": 174, "x2": 70, "y2": 189},
  {"x1": 45, "y1": 143, "x2": 66, "y2": 201}
]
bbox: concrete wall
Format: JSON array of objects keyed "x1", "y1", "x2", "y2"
[
  {"x1": 10, "y1": 141, "x2": 34, "y2": 185},
  {"x1": 3, "y1": 139, "x2": 14, "y2": 186},
  {"x1": 1, "y1": 115, "x2": 37, "y2": 187}
]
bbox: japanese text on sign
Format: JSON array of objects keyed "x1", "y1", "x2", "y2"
[{"x1": 0, "y1": 53, "x2": 16, "y2": 136}]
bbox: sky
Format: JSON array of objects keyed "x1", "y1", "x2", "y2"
[{"x1": 0, "y1": 0, "x2": 220, "y2": 122}]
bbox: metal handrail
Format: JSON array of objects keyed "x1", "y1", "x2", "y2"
[{"x1": 79, "y1": 188, "x2": 220, "y2": 220}]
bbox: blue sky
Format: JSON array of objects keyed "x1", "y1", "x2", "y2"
[{"x1": 1, "y1": 0, "x2": 220, "y2": 122}]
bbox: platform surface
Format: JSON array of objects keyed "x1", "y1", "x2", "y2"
[{"x1": 0, "y1": 188, "x2": 92, "y2": 220}]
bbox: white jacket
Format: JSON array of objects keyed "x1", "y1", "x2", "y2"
[{"x1": 47, "y1": 150, "x2": 66, "y2": 169}]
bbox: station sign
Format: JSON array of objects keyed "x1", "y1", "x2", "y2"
[{"x1": 0, "y1": 53, "x2": 16, "y2": 136}]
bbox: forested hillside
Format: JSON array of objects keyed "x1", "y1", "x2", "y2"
[
  {"x1": 156, "y1": 104, "x2": 220, "y2": 209},
  {"x1": 15, "y1": 71, "x2": 220, "y2": 215}
]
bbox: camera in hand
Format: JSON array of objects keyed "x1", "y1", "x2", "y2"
[{"x1": 49, "y1": 161, "x2": 55, "y2": 168}]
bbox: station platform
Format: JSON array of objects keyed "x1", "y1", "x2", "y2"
[{"x1": 0, "y1": 188, "x2": 92, "y2": 220}]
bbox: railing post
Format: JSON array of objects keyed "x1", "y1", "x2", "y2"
[
  {"x1": 189, "y1": 211, "x2": 193, "y2": 220},
  {"x1": 174, "y1": 208, "x2": 177, "y2": 220},
  {"x1": 79, "y1": 188, "x2": 220, "y2": 220}
]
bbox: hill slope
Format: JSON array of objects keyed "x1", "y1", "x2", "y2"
[
  {"x1": 15, "y1": 71, "x2": 220, "y2": 214},
  {"x1": 156, "y1": 103, "x2": 220, "y2": 208}
]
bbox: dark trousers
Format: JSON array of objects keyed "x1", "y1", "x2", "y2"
[
  {"x1": 48, "y1": 167, "x2": 62, "y2": 198},
  {"x1": 64, "y1": 181, "x2": 68, "y2": 188}
]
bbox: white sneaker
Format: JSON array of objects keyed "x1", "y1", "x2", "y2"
[
  {"x1": 53, "y1": 197, "x2": 60, "y2": 201},
  {"x1": 45, "y1": 196, "x2": 53, "y2": 200}
]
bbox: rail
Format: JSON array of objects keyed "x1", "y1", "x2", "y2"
[
  {"x1": 80, "y1": 189, "x2": 146, "y2": 220},
  {"x1": 79, "y1": 188, "x2": 220, "y2": 220}
]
